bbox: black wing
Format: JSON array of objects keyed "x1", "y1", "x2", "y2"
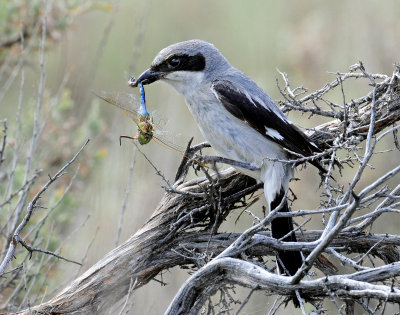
[{"x1": 212, "y1": 80, "x2": 325, "y2": 173}]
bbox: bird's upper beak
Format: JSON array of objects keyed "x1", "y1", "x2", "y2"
[{"x1": 128, "y1": 68, "x2": 162, "y2": 87}]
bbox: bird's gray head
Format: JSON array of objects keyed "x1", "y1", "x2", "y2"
[{"x1": 129, "y1": 40, "x2": 230, "y2": 94}]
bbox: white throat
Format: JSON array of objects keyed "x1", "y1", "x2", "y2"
[{"x1": 163, "y1": 71, "x2": 205, "y2": 96}]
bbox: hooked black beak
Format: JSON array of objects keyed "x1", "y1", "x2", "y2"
[{"x1": 128, "y1": 68, "x2": 162, "y2": 87}]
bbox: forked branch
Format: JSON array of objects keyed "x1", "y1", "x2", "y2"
[{"x1": 15, "y1": 64, "x2": 400, "y2": 314}]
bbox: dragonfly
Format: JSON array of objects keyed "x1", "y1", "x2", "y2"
[
  {"x1": 94, "y1": 84, "x2": 243, "y2": 173},
  {"x1": 93, "y1": 83, "x2": 184, "y2": 151}
]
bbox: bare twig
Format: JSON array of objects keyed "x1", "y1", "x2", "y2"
[
  {"x1": 115, "y1": 144, "x2": 137, "y2": 246},
  {"x1": 0, "y1": 120, "x2": 6, "y2": 167},
  {"x1": 0, "y1": 140, "x2": 89, "y2": 276},
  {"x1": 11, "y1": 64, "x2": 400, "y2": 314},
  {"x1": 16, "y1": 235, "x2": 81, "y2": 265}
]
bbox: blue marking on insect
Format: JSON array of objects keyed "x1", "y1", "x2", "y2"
[{"x1": 138, "y1": 82, "x2": 149, "y2": 116}]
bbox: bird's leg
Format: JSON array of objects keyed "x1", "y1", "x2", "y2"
[
  {"x1": 196, "y1": 155, "x2": 259, "y2": 171},
  {"x1": 174, "y1": 140, "x2": 211, "y2": 182}
]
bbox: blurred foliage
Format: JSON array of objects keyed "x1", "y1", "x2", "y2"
[
  {"x1": 0, "y1": 0, "x2": 111, "y2": 309},
  {"x1": 0, "y1": 0, "x2": 112, "y2": 61}
]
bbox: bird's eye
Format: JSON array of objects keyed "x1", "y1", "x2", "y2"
[{"x1": 167, "y1": 57, "x2": 180, "y2": 68}]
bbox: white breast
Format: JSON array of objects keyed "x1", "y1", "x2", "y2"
[
  {"x1": 190, "y1": 92, "x2": 293, "y2": 204},
  {"x1": 163, "y1": 79, "x2": 293, "y2": 204}
]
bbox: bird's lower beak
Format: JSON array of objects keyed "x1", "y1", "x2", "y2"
[{"x1": 128, "y1": 68, "x2": 162, "y2": 87}]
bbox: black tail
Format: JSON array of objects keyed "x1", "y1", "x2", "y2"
[{"x1": 270, "y1": 189, "x2": 303, "y2": 306}]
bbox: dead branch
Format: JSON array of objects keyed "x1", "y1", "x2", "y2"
[
  {"x1": 0, "y1": 140, "x2": 89, "y2": 276},
  {"x1": 12, "y1": 64, "x2": 400, "y2": 314}
]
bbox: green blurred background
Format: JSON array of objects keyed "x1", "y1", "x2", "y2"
[{"x1": 1, "y1": 0, "x2": 399, "y2": 313}]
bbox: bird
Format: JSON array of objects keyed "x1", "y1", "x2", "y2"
[{"x1": 129, "y1": 39, "x2": 325, "y2": 304}]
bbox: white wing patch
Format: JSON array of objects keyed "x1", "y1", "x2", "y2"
[
  {"x1": 310, "y1": 141, "x2": 319, "y2": 149},
  {"x1": 211, "y1": 86, "x2": 222, "y2": 102},
  {"x1": 243, "y1": 90, "x2": 257, "y2": 107},
  {"x1": 265, "y1": 127, "x2": 284, "y2": 140},
  {"x1": 254, "y1": 95, "x2": 272, "y2": 111}
]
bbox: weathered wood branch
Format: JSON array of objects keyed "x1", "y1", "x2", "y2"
[
  {"x1": 15, "y1": 170, "x2": 258, "y2": 314},
  {"x1": 16, "y1": 66, "x2": 400, "y2": 314},
  {"x1": 166, "y1": 257, "x2": 400, "y2": 315}
]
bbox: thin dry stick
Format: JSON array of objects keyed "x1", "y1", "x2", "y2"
[
  {"x1": 0, "y1": 139, "x2": 90, "y2": 276},
  {"x1": 115, "y1": 145, "x2": 137, "y2": 246},
  {"x1": 11, "y1": 65, "x2": 400, "y2": 314},
  {"x1": 6, "y1": 1, "x2": 49, "y2": 247},
  {"x1": 4, "y1": 26, "x2": 26, "y2": 234},
  {"x1": 24, "y1": 0, "x2": 48, "y2": 180},
  {"x1": 118, "y1": 277, "x2": 138, "y2": 315}
]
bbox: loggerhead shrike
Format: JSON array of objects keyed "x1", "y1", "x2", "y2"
[{"x1": 129, "y1": 40, "x2": 325, "y2": 288}]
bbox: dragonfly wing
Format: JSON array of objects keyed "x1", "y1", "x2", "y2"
[
  {"x1": 150, "y1": 110, "x2": 168, "y2": 129},
  {"x1": 93, "y1": 91, "x2": 141, "y2": 123},
  {"x1": 148, "y1": 110, "x2": 185, "y2": 151},
  {"x1": 153, "y1": 129, "x2": 185, "y2": 153},
  {"x1": 94, "y1": 90, "x2": 185, "y2": 152}
]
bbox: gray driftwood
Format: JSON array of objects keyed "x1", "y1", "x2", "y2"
[{"x1": 16, "y1": 64, "x2": 400, "y2": 314}]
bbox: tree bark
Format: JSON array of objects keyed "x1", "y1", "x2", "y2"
[{"x1": 16, "y1": 67, "x2": 400, "y2": 314}]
